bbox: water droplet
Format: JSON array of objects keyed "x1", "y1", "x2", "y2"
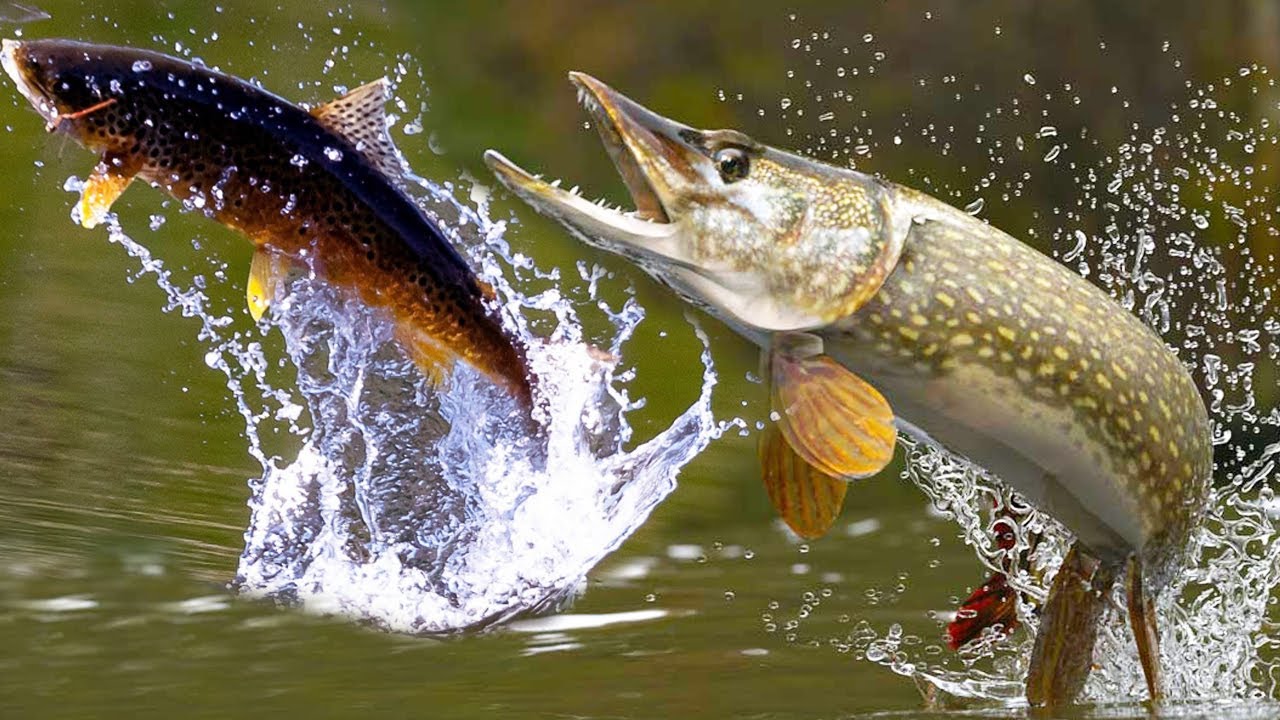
[{"x1": 964, "y1": 198, "x2": 985, "y2": 215}]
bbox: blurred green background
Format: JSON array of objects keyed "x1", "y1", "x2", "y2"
[{"x1": 0, "y1": 1, "x2": 1275, "y2": 718}]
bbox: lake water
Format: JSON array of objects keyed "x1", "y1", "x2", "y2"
[{"x1": 1, "y1": 2, "x2": 1277, "y2": 718}]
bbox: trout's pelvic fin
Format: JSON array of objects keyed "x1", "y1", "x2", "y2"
[
  {"x1": 768, "y1": 332, "x2": 897, "y2": 480},
  {"x1": 1026, "y1": 544, "x2": 1116, "y2": 707},
  {"x1": 79, "y1": 155, "x2": 137, "y2": 229},
  {"x1": 394, "y1": 325, "x2": 459, "y2": 388},
  {"x1": 310, "y1": 78, "x2": 408, "y2": 181},
  {"x1": 247, "y1": 247, "x2": 289, "y2": 322},
  {"x1": 758, "y1": 423, "x2": 847, "y2": 539}
]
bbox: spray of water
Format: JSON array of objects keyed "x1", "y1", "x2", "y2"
[{"x1": 69, "y1": 155, "x2": 724, "y2": 634}]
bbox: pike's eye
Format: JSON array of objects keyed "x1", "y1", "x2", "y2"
[{"x1": 714, "y1": 147, "x2": 750, "y2": 183}]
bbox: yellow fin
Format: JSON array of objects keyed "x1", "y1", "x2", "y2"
[
  {"x1": 758, "y1": 423, "x2": 847, "y2": 539},
  {"x1": 394, "y1": 326, "x2": 459, "y2": 387},
  {"x1": 310, "y1": 78, "x2": 407, "y2": 180},
  {"x1": 769, "y1": 333, "x2": 897, "y2": 479},
  {"x1": 78, "y1": 159, "x2": 135, "y2": 229},
  {"x1": 246, "y1": 248, "x2": 288, "y2": 322}
]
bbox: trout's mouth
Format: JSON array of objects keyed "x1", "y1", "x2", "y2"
[
  {"x1": 1, "y1": 39, "x2": 59, "y2": 125},
  {"x1": 484, "y1": 72, "x2": 713, "y2": 262}
]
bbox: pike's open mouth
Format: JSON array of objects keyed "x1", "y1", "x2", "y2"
[{"x1": 484, "y1": 72, "x2": 713, "y2": 242}]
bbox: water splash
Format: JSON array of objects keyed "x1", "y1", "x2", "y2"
[{"x1": 73, "y1": 162, "x2": 723, "y2": 633}]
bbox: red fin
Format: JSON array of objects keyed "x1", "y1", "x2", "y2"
[{"x1": 946, "y1": 571, "x2": 1020, "y2": 650}]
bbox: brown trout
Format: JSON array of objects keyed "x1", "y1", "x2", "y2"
[
  {"x1": 485, "y1": 73, "x2": 1212, "y2": 705},
  {"x1": 2, "y1": 38, "x2": 531, "y2": 404}
]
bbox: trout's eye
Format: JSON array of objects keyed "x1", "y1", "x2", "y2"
[{"x1": 714, "y1": 147, "x2": 750, "y2": 183}]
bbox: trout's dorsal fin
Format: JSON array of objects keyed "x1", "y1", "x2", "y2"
[
  {"x1": 311, "y1": 78, "x2": 408, "y2": 181},
  {"x1": 758, "y1": 423, "x2": 847, "y2": 539},
  {"x1": 78, "y1": 154, "x2": 139, "y2": 229},
  {"x1": 768, "y1": 332, "x2": 897, "y2": 479},
  {"x1": 246, "y1": 246, "x2": 289, "y2": 322}
]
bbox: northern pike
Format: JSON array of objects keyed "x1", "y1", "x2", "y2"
[
  {"x1": 484, "y1": 73, "x2": 1212, "y2": 706},
  {"x1": 2, "y1": 38, "x2": 531, "y2": 404}
]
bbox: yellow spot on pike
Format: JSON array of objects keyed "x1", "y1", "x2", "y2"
[
  {"x1": 1095, "y1": 373, "x2": 1113, "y2": 390},
  {"x1": 898, "y1": 326, "x2": 920, "y2": 341},
  {"x1": 997, "y1": 326, "x2": 1017, "y2": 342},
  {"x1": 950, "y1": 333, "x2": 974, "y2": 347},
  {"x1": 1053, "y1": 346, "x2": 1070, "y2": 361},
  {"x1": 935, "y1": 291, "x2": 956, "y2": 308}
]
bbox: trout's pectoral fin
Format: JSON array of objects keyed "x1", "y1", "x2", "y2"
[
  {"x1": 758, "y1": 423, "x2": 847, "y2": 539},
  {"x1": 394, "y1": 326, "x2": 459, "y2": 388},
  {"x1": 311, "y1": 78, "x2": 409, "y2": 181},
  {"x1": 768, "y1": 332, "x2": 897, "y2": 480},
  {"x1": 78, "y1": 157, "x2": 137, "y2": 229},
  {"x1": 247, "y1": 247, "x2": 290, "y2": 322}
]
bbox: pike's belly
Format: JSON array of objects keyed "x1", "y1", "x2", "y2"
[{"x1": 828, "y1": 338, "x2": 1139, "y2": 559}]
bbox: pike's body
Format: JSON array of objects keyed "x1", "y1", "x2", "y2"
[
  {"x1": 3, "y1": 39, "x2": 529, "y2": 401},
  {"x1": 828, "y1": 189, "x2": 1210, "y2": 578},
  {"x1": 486, "y1": 73, "x2": 1212, "y2": 706}
]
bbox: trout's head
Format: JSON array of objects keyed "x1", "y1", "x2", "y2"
[
  {"x1": 3, "y1": 38, "x2": 154, "y2": 149},
  {"x1": 486, "y1": 73, "x2": 908, "y2": 331}
]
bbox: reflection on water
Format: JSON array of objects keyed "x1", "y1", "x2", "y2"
[{"x1": 0, "y1": 2, "x2": 1277, "y2": 719}]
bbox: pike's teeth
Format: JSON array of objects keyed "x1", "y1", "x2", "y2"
[
  {"x1": 569, "y1": 185, "x2": 580, "y2": 196},
  {"x1": 550, "y1": 178, "x2": 561, "y2": 188}
]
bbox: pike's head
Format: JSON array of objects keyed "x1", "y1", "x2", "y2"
[{"x1": 485, "y1": 73, "x2": 908, "y2": 332}]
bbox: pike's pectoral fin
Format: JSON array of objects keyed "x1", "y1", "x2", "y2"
[
  {"x1": 758, "y1": 423, "x2": 847, "y2": 539},
  {"x1": 246, "y1": 247, "x2": 289, "y2": 322},
  {"x1": 78, "y1": 157, "x2": 137, "y2": 229},
  {"x1": 311, "y1": 78, "x2": 409, "y2": 181},
  {"x1": 768, "y1": 332, "x2": 897, "y2": 480}
]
